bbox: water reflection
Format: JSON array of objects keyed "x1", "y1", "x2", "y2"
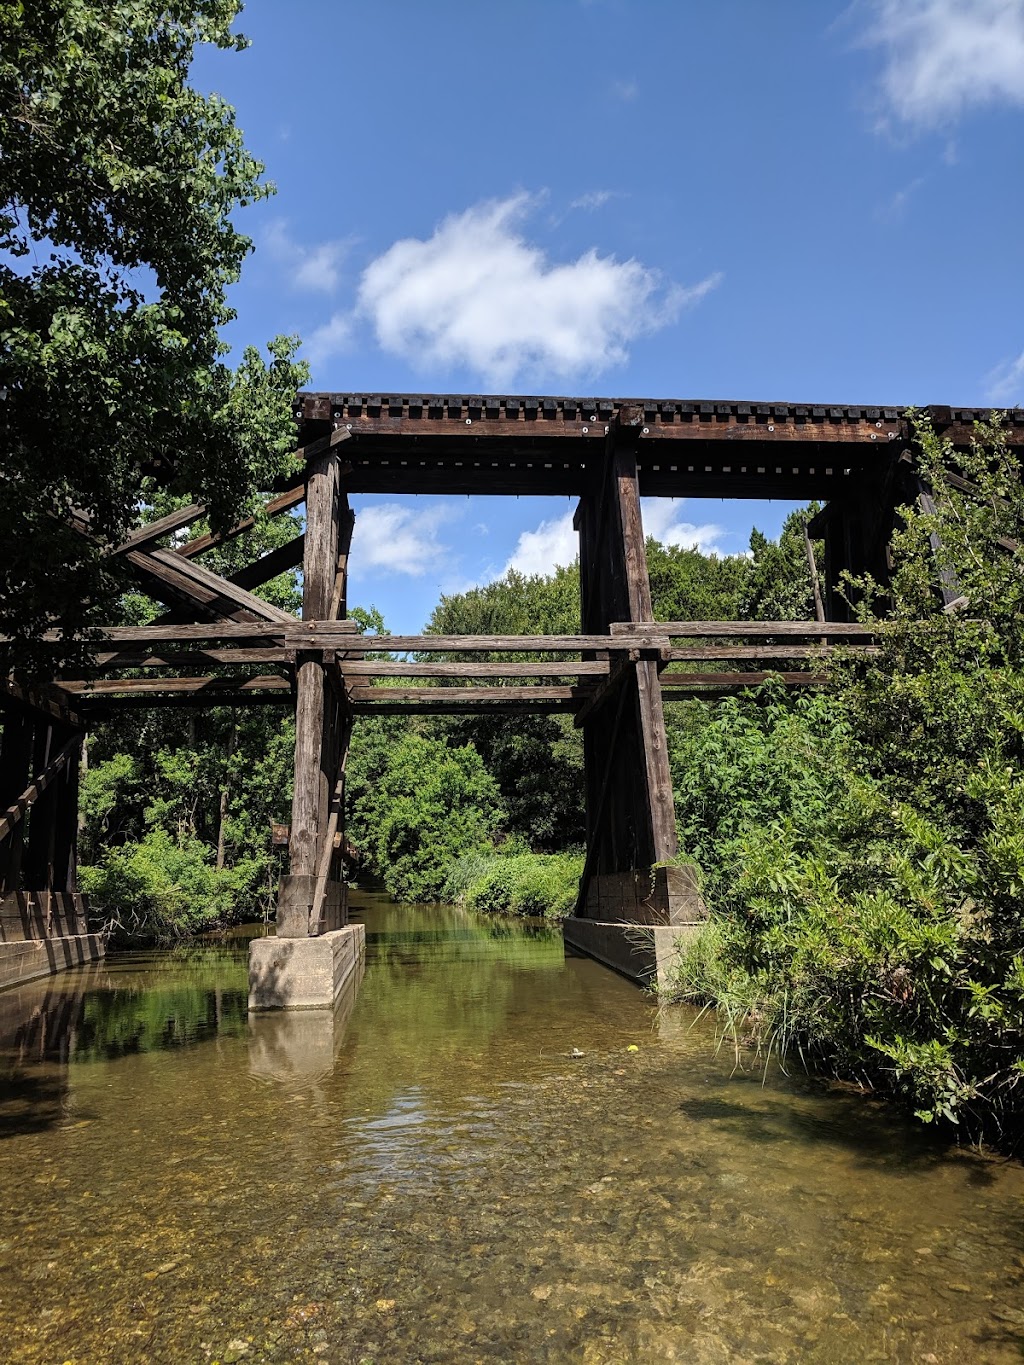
[
  {"x1": 248, "y1": 956, "x2": 364, "y2": 1084},
  {"x1": 0, "y1": 890, "x2": 1021, "y2": 1364}
]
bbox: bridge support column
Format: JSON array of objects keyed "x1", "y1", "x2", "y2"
[
  {"x1": 0, "y1": 703, "x2": 102, "y2": 993},
  {"x1": 567, "y1": 413, "x2": 705, "y2": 982},
  {"x1": 251, "y1": 443, "x2": 364, "y2": 1008}
]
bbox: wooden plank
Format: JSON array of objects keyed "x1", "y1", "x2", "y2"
[
  {"x1": 803, "y1": 517, "x2": 826, "y2": 624},
  {"x1": 112, "y1": 502, "x2": 207, "y2": 554},
  {"x1": 664, "y1": 645, "x2": 878, "y2": 661},
  {"x1": 0, "y1": 679, "x2": 84, "y2": 728},
  {"x1": 573, "y1": 657, "x2": 633, "y2": 728},
  {"x1": 37, "y1": 622, "x2": 296, "y2": 645},
  {"x1": 124, "y1": 547, "x2": 295, "y2": 624},
  {"x1": 309, "y1": 631, "x2": 668, "y2": 652},
  {"x1": 228, "y1": 536, "x2": 305, "y2": 592},
  {"x1": 661, "y1": 672, "x2": 826, "y2": 688},
  {"x1": 338, "y1": 660, "x2": 611, "y2": 678},
  {"x1": 92, "y1": 648, "x2": 291, "y2": 668},
  {"x1": 610, "y1": 620, "x2": 875, "y2": 639},
  {"x1": 61, "y1": 675, "x2": 291, "y2": 696},
  {"x1": 574, "y1": 682, "x2": 630, "y2": 915},
  {"x1": 347, "y1": 685, "x2": 588, "y2": 704},
  {"x1": 285, "y1": 439, "x2": 345, "y2": 916},
  {"x1": 613, "y1": 440, "x2": 677, "y2": 864},
  {"x1": 174, "y1": 483, "x2": 306, "y2": 560},
  {"x1": 81, "y1": 694, "x2": 293, "y2": 711},
  {"x1": 0, "y1": 734, "x2": 81, "y2": 845}
]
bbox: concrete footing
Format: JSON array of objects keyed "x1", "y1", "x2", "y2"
[
  {"x1": 0, "y1": 891, "x2": 104, "y2": 993},
  {"x1": 247, "y1": 923, "x2": 365, "y2": 1011},
  {"x1": 562, "y1": 918, "x2": 701, "y2": 988},
  {"x1": 0, "y1": 934, "x2": 105, "y2": 993}
]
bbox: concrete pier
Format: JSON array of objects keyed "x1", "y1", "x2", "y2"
[
  {"x1": 0, "y1": 891, "x2": 104, "y2": 993},
  {"x1": 564, "y1": 863, "x2": 707, "y2": 987},
  {"x1": 247, "y1": 922, "x2": 365, "y2": 1011}
]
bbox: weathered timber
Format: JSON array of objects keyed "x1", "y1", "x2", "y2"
[
  {"x1": 346, "y1": 686, "x2": 589, "y2": 704},
  {"x1": 227, "y1": 536, "x2": 305, "y2": 593},
  {"x1": 661, "y1": 672, "x2": 826, "y2": 689},
  {"x1": 613, "y1": 439, "x2": 677, "y2": 863},
  {"x1": 0, "y1": 734, "x2": 83, "y2": 845},
  {"x1": 664, "y1": 645, "x2": 878, "y2": 661},
  {"x1": 338, "y1": 660, "x2": 611, "y2": 678},
  {"x1": 92, "y1": 648, "x2": 291, "y2": 668},
  {"x1": 62, "y1": 674, "x2": 292, "y2": 695},
  {"x1": 175, "y1": 482, "x2": 307, "y2": 560},
  {"x1": 113, "y1": 501, "x2": 208, "y2": 554},
  {"x1": 280, "y1": 438, "x2": 346, "y2": 938},
  {"x1": 573, "y1": 657, "x2": 633, "y2": 727},
  {"x1": 610, "y1": 620, "x2": 875, "y2": 638},
  {"x1": 1, "y1": 678, "x2": 83, "y2": 728},
  {"x1": 803, "y1": 517, "x2": 826, "y2": 624}
]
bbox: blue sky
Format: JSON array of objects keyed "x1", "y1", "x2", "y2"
[{"x1": 196, "y1": 1, "x2": 1024, "y2": 632}]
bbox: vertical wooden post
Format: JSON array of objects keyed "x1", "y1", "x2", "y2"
[
  {"x1": 0, "y1": 711, "x2": 34, "y2": 897},
  {"x1": 23, "y1": 721, "x2": 57, "y2": 892},
  {"x1": 575, "y1": 419, "x2": 678, "y2": 916},
  {"x1": 50, "y1": 731, "x2": 83, "y2": 893},
  {"x1": 278, "y1": 445, "x2": 343, "y2": 937}
]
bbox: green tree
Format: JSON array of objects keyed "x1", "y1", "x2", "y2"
[{"x1": 0, "y1": 0, "x2": 305, "y2": 664}]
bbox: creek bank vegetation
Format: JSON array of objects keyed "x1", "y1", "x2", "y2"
[{"x1": 665, "y1": 418, "x2": 1024, "y2": 1150}]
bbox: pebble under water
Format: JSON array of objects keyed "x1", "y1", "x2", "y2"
[{"x1": 1, "y1": 890, "x2": 1023, "y2": 1363}]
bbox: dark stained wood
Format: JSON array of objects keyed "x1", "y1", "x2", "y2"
[
  {"x1": 113, "y1": 502, "x2": 208, "y2": 554},
  {"x1": 92, "y1": 648, "x2": 291, "y2": 668},
  {"x1": 662, "y1": 672, "x2": 826, "y2": 689},
  {"x1": 174, "y1": 482, "x2": 306, "y2": 560},
  {"x1": 804, "y1": 517, "x2": 826, "y2": 624},
  {"x1": 125, "y1": 547, "x2": 296, "y2": 624},
  {"x1": 347, "y1": 685, "x2": 588, "y2": 704},
  {"x1": 228, "y1": 536, "x2": 305, "y2": 593},
  {"x1": 339, "y1": 660, "x2": 610, "y2": 678},
  {"x1": 610, "y1": 620, "x2": 875, "y2": 639},
  {"x1": 62, "y1": 675, "x2": 291, "y2": 695}
]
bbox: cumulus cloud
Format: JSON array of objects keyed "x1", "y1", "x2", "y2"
[
  {"x1": 355, "y1": 193, "x2": 721, "y2": 388},
  {"x1": 349, "y1": 502, "x2": 459, "y2": 578},
  {"x1": 858, "y1": 0, "x2": 1024, "y2": 127},
  {"x1": 569, "y1": 190, "x2": 617, "y2": 212},
  {"x1": 303, "y1": 312, "x2": 353, "y2": 369},
  {"x1": 985, "y1": 349, "x2": 1024, "y2": 404},
  {"x1": 504, "y1": 508, "x2": 578, "y2": 576},
  {"x1": 502, "y1": 499, "x2": 727, "y2": 578},
  {"x1": 641, "y1": 499, "x2": 727, "y2": 555},
  {"x1": 264, "y1": 219, "x2": 347, "y2": 292}
]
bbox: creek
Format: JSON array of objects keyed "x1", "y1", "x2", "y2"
[{"x1": 1, "y1": 889, "x2": 1023, "y2": 1363}]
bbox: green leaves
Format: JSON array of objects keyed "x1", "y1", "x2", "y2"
[{"x1": 0, "y1": 1, "x2": 306, "y2": 663}]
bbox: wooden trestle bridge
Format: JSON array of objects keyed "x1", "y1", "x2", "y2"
[{"x1": 2, "y1": 394, "x2": 1021, "y2": 989}]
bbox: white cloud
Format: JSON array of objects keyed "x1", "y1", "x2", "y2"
[
  {"x1": 640, "y1": 499, "x2": 727, "y2": 555},
  {"x1": 985, "y1": 349, "x2": 1024, "y2": 404},
  {"x1": 502, "y1": 499, "x2": 727, "y2": 578},
  {"x1": 504, "y1": 508, "x2": 578, "y2": 576},
  {"x1": 303, "y1": 311, "x2": 353, "y2": 369},
  {"x1": 349, "y1": 502, "x2": 459, "y2": 578},
  {"x1": 264, "y1": 219, "x2": 347, "y2": 293},
  {"x1": 569, "y1": 190, "x2": 616, "y2": 212},
  {"x1": 355, "y1": 193, "x2": 721, "y2": 388},
  {"x1": 858, "y1": 0, "x2": 1024, "y2": 127}
]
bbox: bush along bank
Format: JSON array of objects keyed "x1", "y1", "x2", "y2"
[{"x1": 663, "y1": 417, "x2": 1024, "y2": 1153}]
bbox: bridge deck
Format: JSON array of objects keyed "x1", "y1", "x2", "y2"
[{"x1": 292, "y1": 393, "x2": 1024, "y2": 499}]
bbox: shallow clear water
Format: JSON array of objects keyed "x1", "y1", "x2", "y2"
[{"x1": 1, "y1": 890, "x2": 1023, "y2": 1363}]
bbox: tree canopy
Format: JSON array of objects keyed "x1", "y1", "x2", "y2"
[{"x1": 0, "y1": 0, "x2": 305, "y2": 660}]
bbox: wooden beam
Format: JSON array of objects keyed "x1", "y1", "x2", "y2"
[
  {"x1": 661, "y1": 672, "x2": 826, "y2": 689},
  {"x1": 803, "y1": 517, "x2": 826, "y2": 624},
  {"x1": 112, "y1": 502, "x2": 207, "y2": 555},
  {"x1": 664, "y1": 645, "x2": 878, "y2": 661},
  {"x1": 0, "y1": 679, "x2": 84, "y2": 728},
  {"x1": 338, "y1": 660, "x2": 611, "y2": 679},
  {"x1": 174, "y1": 482, "x2": 306, "y2": 560},
  {"x1": 0, "y1": 734, "x2": 82, "y2": 845},
  {"x1": 347, "y1": 685, "x2": 589, "y2": 704},
  {"x1": 124, "y1": 547, "x2": 296, "y2": 624},
  {"x1": 227, "y1": 535, "x2": 305, "y2": 592},
  {"x1": 61, "y1": 674, "x2": 291, "y2": 696},
  {"x1": 92, "y1": 648, "x2": 291, "y2": 668},
  {"x1": 573, "y1": 656, "x2": 633, "y2": 728},
  {"x1": 610, "y1": 620, "x2": 875, "y2": 639}
]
